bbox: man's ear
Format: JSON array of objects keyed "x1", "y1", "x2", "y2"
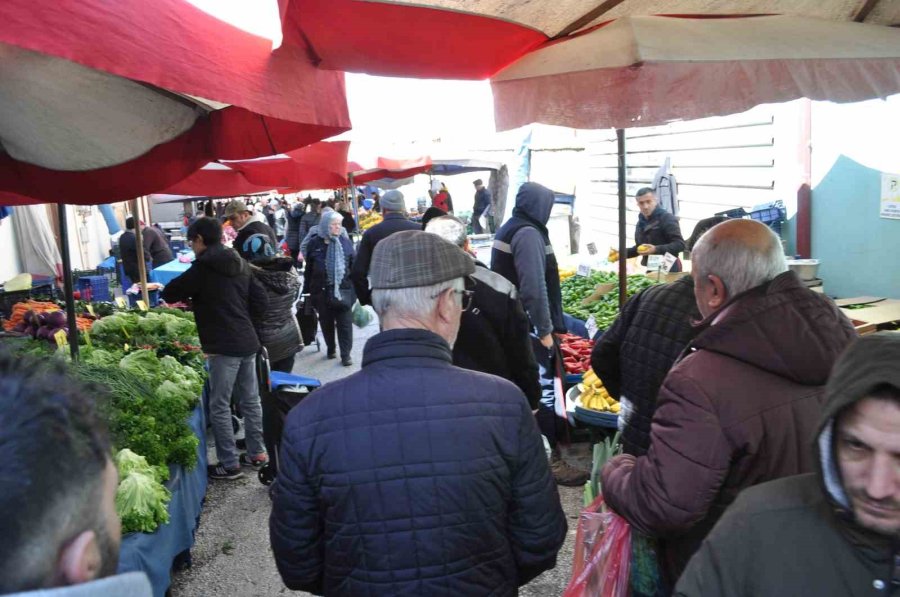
[
  {"x1": 58, "y1": 530, "x2": 101, "y2": 586},
  {"x1": 708, "y1": 274, "x2": 728, "y2": 311},
  {"x1": 436, "y1": 288, "x2": 457, "y2": 324}
]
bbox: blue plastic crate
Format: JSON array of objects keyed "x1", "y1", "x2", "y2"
[
  {"x1": 76, "y1": 275, "x2": 111, "y2": 302},
  {"x1": 750, "y1": 206, "x2": 786, "y2": 225}
]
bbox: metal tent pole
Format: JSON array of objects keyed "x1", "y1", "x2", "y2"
[
  {"x1": 617, "y1": 129, "x2": 628, "y2": 309},
  {"x1": 349, "y1": 173, "x2": 360, "y2": 231},
  {"x1": 57, "y1": 203, "x2": 80, "y2": 360}
]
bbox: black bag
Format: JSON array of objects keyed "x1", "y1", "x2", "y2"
[
  {"x1": 325, "y1": 284, "x2": 354, "y2": 312},
  {"x1": 296, "y1": 296, "x2": 319, "y2": 346}
]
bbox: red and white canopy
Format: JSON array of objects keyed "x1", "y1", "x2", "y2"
[
  {"x1": 491, "y1": 15, "x2": 900, "y2": 130},
  {"x1": 279, "y1": 0, "x2": 898, "y2": 79},
  {"x1": 0, "y1": 0, "x2": 351, "y2": 205}
]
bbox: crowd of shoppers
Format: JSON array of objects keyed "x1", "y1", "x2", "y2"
[{"x1": 21, "y1": 180, "x2": 892, "y2": 597}]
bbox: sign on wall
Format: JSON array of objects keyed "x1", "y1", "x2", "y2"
[{"x1": 881, "y1": 172, "x2": 900, "y2": 220}]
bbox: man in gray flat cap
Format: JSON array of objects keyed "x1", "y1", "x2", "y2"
[
  {"x1": 271, "y1": 230, "x2": 567, "y2": 597},
  {"x1": 350, "y1": 189, "x2": 420, "y2": 305}
]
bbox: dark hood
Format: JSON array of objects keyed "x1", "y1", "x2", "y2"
[
  {"x1": 815, "y1": 332, "x2": 900, "y2": 517},
  {"x1": 253, "y1": 260, "x2": 300, "y2": 295},
  {"x1": 692, "y1": 271, "x2": 856, "y2": 386},
  {"x1": 512, "y1": 182, "x2": 554, "y2": 226},
  {"x1": 197, "y1": 244, "x2": 246, "y2": 278}
]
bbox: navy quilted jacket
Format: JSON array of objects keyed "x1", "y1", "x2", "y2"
[{"x1": 270, "y1": 328, "x2": 567, "y2": 596}]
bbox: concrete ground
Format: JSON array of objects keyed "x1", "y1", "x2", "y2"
[{"x1": 170, "y1": 315, "x2": 590, "y2": 596}]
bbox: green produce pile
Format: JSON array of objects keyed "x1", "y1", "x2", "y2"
[
  {"x1": 7, "y1": 306, "x2": 206, "y2": 535},
  {"x1": 76, "y1": 349, "x2": 201, "y2": 470},
  {"x1": 561, "y1": 271, "x2": 658, "y2": 330},
  {"x1": 115, "y1": 449, "x2": 171, "y2": 534},
  {"x1": 90, "y1": 309, "x2": 205, "y2": 373}
]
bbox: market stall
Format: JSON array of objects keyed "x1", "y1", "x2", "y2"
[{"x1": 1, "y1": 301, "x2": 208, "y2": 596}]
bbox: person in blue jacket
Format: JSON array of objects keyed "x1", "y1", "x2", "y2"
[{"x1": 270, "y1": 230, "x2": 567, "y2": 597}]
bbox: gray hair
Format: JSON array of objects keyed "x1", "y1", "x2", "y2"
[
  {"x1": 372, "y1": 278, "x2": 465, "y2": 321},
  {"x1": 425, "y1": 216, "x2": 467, "y2": 248},
  {"x1": 691, "y1": 224, "x2": 787, "y2": 296}
]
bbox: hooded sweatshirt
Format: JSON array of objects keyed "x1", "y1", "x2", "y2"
[
  {"x1": 491, "y1": 182, "x2": 565, "y2": 337},
  {"x1": 676, "y1": 332, "x2": 900, "y2": 596},
  {"x1": 602, "y1": 270, "x2": 857, "y2": 583},
  {"x1": 161, "y1": 244, "x2": 269, "y2": 356}
]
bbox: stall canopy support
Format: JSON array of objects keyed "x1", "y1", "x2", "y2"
[
  {"x1": 57, "y1": 203, "x2": 80, "y2": 360},
  {"x1": 131, "y1": 198, "x2": 151, "y2": 307},
  {"x1": 617, "y1": 128, "x2": 627, "y2": 308},
  {"x1": 349, "y1": 173, "x2": 360, "y2": 231}
]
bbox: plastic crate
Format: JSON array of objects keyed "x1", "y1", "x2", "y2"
[
  {"x1": 76, "y1": 275, "x2": 111, "y2": 302},
  {"x1": 750, "y1": 202, "x2": 787, "y2": 235},
  {"x1": 127, "y1": 289, "x2": 160, "y2": 308},
  {"x1": 714, "y1": 207, "x2": 749, "y2": 219}
]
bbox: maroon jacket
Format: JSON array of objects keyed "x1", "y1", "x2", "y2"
[{"x1": 601, "y1": 271, "x2": 856, "y2": 584}]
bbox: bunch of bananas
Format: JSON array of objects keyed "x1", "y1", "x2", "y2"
[
  {"x1": 358, "y1": 211, "x2": 383, "y2": 231},
  {"x1": 578, "y1": 368, "x2": 620, "y2": 414},
  {"x1": 558, "y1": 267, "x2": 577, "y2": 282}
]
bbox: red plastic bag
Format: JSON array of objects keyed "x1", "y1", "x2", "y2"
[{"x1": 563, "y1": 495, "x2": 632, "y2": 597}]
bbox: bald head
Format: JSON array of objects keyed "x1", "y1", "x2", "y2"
[{"x1": 691, "y1": 219, "x2": 787, "y2": 318}]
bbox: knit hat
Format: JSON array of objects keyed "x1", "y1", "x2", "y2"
[
  {"x1": 369, "y1": 230, "x2": 474, "y2": 290},
  {"x1": 380, "y1": 190, "x2": 406, "y2": 212},
  {"x1": 242, "y1": 233, "x2": 276, "y2": 263}
]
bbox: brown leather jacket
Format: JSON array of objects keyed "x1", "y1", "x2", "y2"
[{"x1": 601, "y1": 271, "x2": 857, "y2": 583}]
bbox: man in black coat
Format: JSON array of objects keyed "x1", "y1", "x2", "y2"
[
  {"x1": 224, "y1": 199, "x2": 278, "y2": 261},
  {"x1": 270, "y1": 231, "x2": 566, "y2": 596},
  {"x1": 125, "y1": 216, "x2": 173, "y2": 269},
  {"x1": 425, "y1": 215, "x2": 541, "y2": 408},
  {"x1": 350, "y1": 189, "x2": 419, "y2": 305},
  {"x1": 118, "y1": 217, "x2": 152, "y2": 284},
  {"x1": 161, "y1": 217, "x2": 270, "y2": 480},
  {"x1": 614, "y1": 187, "x2": 686, "y2": 272}
]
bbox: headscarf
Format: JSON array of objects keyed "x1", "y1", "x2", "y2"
[{"x1": 321, "y1": 211, "x2": 345, "y2": 300}]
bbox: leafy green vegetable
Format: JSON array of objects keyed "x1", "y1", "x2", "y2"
[
  {"x1": 119, "y1": 349, "x2": 162, "y2": 386},
  {"x1": 74, "y1": 362, "x2": 198, "y2": 470},
  {"x1": 116, "y1": 448, "x2": 168, "y2": 483},
  {"x1": 82, "y1": 347, "x2": 124, "y2": 368},
  {"x1": 116, "y1": 468, "x2": 171, "y2": 534}
]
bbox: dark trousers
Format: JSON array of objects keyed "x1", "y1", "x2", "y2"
[
  {"x1": 530, "y1": 335, "x2": 559, "y2": 448},
  {"x1": 315, "y1": 295, "x2": 353, "y2": 359},
  {"x1": 271, "y1": 354, "x2": 296, "y2": 374}
]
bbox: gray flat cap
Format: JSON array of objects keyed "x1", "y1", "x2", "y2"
[{"x1": 369, "y1": 230, "x2": 474, "y2": 289}]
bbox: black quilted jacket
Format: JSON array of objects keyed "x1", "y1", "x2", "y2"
[
  {"x1": 270, "y1": 329, "x2": 567, "y2": 596},
  {"x1": 251, "y1": 259, "x2": 302, "y2": 363},
  {"x1": 591, "y1": 276, "x2": 700, "y2": 456}
]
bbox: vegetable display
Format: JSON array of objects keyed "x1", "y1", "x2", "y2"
[
  {"x1": 115, "y1": 449, "x2": 171, "y2": 534},
  {"x1": 561, "y1": 272, "x2": 658, "y2": 330},
  {"x1": 75, "y1": 354, "x2": 200, "y2": 470},
  {"x1": 559, "y1": 333, "x2": 594, "y2": 375},
  {"x1": 2, "y1": 300, "x2": 93, "y2": 335},
  {"x1": 4, "y1": 303, "x2": 206, "y2": 535}
]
